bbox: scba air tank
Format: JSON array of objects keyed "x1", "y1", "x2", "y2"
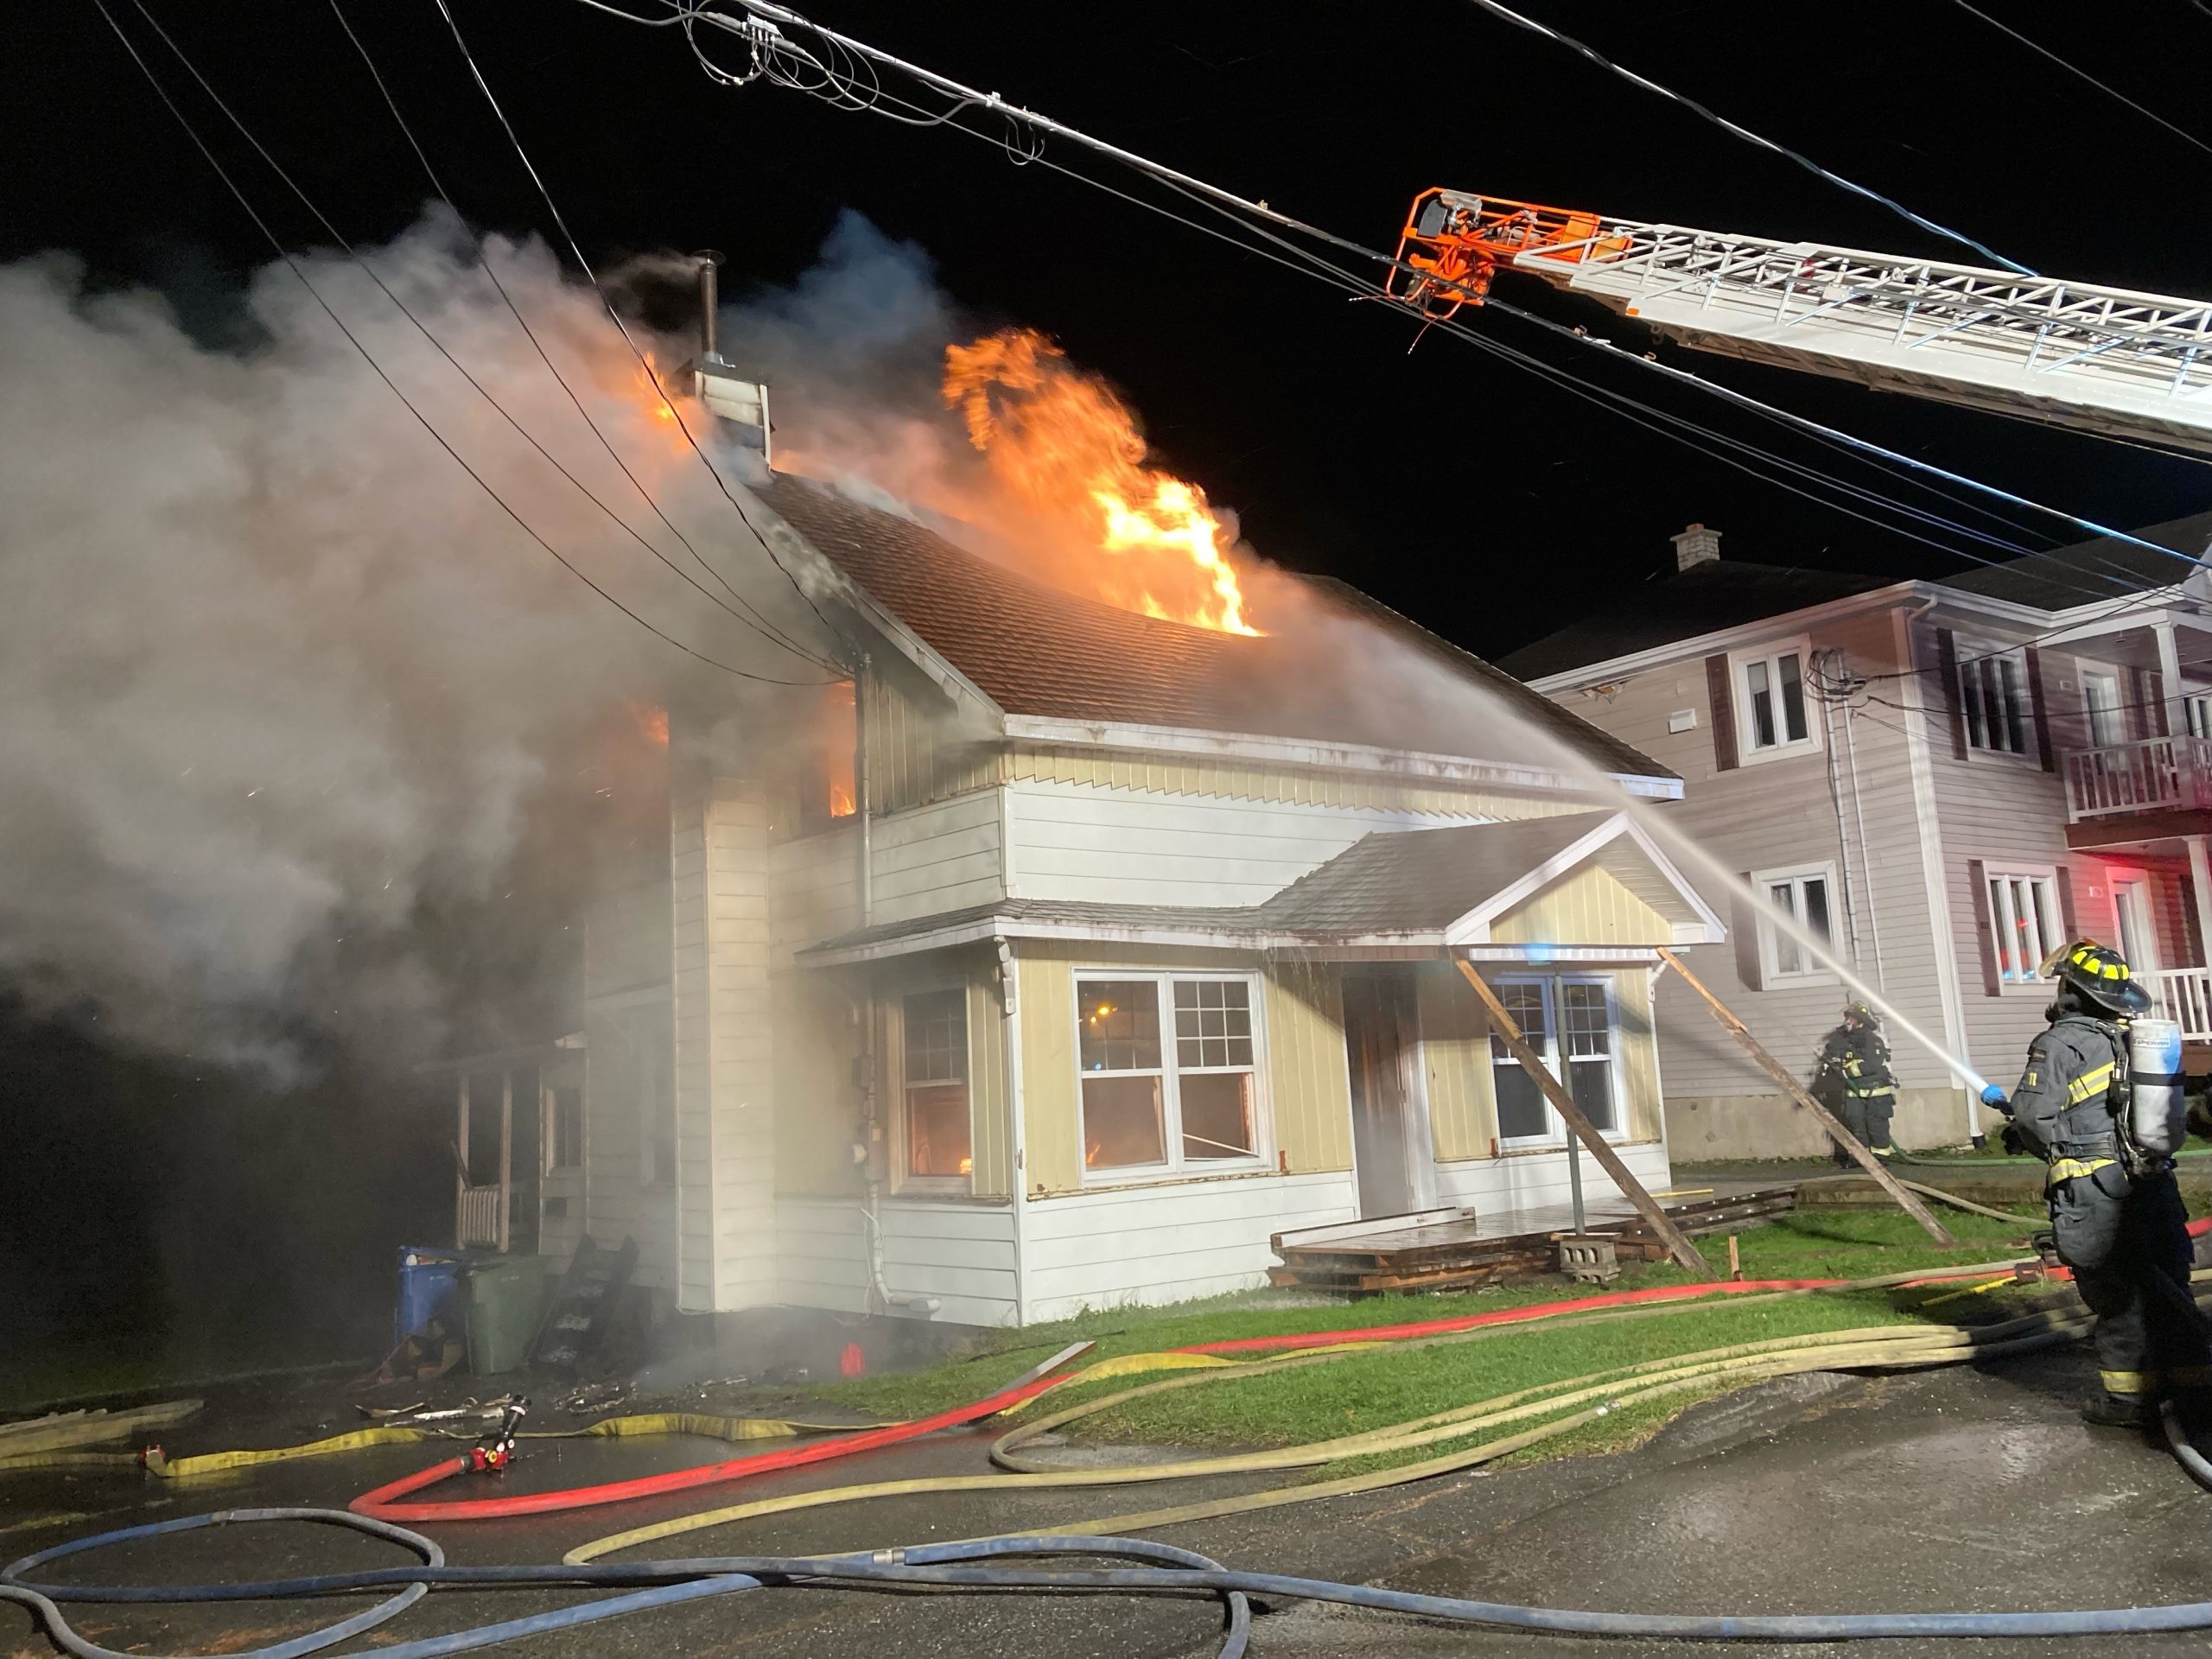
[{"x1": 2129, "y1": 1017, "x2": 2187, "y2": 1159}]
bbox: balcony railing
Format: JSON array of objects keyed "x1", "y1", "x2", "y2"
[
  {"x1": 2149, "y1": 968, "x2": 2212, "y2": 1041},
  {"x1": 458, "y1": 1184, "x2": 504, "y2": 1250},
  {"x1": 2061, "y1": 734, "x2": 2212, "y2": 822}
]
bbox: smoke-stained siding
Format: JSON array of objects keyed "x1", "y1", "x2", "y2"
[
  {"x1": 769, "y1": 827, "x2": 861, "y2": 966},
  {"x1": 772, "y1": 972, "x2": 861, "y2": 1198},
  {"x1": 869, "y1": 792, "x2": 1005, "y2": 926}
]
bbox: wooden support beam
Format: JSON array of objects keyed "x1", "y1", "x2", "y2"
[
  {"x1": 1656, "y1": 948, "x2": 1956, "y2": 1246},
  {"x1": 1456, "y1": 959, "x2": 1713, "y2": 1279}
]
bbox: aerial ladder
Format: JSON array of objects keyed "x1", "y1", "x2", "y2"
[{"x1": 1389, "y1": 188, "x2": 2212, "y2": 458}]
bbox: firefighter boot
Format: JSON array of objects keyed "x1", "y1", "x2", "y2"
[{"x1": 2080, "y1": 1391, "x2": 2157, "y2": 1431}]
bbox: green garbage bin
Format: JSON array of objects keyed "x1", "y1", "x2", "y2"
[{"x1": 465, "y1": 1254, "x2": 551, "y2": 1376}]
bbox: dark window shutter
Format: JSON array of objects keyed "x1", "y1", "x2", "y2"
[
  {"x1": 2024, "y1": 645, "x2": 2055, "y2": 771},
  {"x1": 1705, "y1": 654, "x2": 1738, "y2": 772},
  {"x1": 1732, "y1": 874, "x2": 1765, "y2": 991},
  {"x1": 2055, "y1": 864, "x2": 2078, "y2": 938},
  {"x1": 1967, "y1": 859, "x2": 2003, "y2": 995},
  {"x1": 1936, "y1": 629, "x2": 1969, "y2": 760}
]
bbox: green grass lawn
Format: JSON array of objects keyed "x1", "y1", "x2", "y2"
[{"x1": 771, "y1": 1206, "x2": 2048, "y2": 1471}]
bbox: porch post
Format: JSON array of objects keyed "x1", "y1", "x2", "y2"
[
  {"x1": 2187, "y1": 836, "x2": 2212, "y2": 977},
  {"x1": 499, "y1": 1070, "x2": 514, "y2": 1254},
  {"x1": 2157, "y1": 620, "x2": 2190, "y2": 740},
  {"x1": 454, "y1": 1074, "x2": 469, "y2": 1249}
]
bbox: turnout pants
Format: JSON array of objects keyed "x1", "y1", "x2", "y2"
[
  {"x1": 1834, "y1": 1091, "x2": 1894, "y2": 1156},
  {"x1": 2050, "y1": 1166, "x2": 2212, "y2": 1401}
]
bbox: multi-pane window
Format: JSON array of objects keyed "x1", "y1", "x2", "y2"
[
  {"x1": 1961, "y1": 648, "x2": 2031, "y2": 756},
  {"x1": 1489, "y1": 978, "x2": 1622, "y2": 1142},
  {"x1": 1758, "y1": 868, "x2": 1835, "y2": 980},
  {"x1": 1986, "y1": 871, "x2": 2062, "y2": 988},
  {"x1": 1741, "y1": 649, "x2": 1811, "y2": 752},
  {"x1": 1077, "y1": 976, "x2": 1261, "y2": 1176},
  {"x1": 902, "y1": 989, "x2": 971, "y2": 1181}
]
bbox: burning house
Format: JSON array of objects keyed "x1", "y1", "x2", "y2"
[{"x1": 447, "y1": 308, "x2": 1723, "y2": 1329}]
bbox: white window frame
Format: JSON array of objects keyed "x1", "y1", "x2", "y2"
[
  {"x1": 1487, "y1": 975, "x2": 1629, "y2": 1150},
  {"x1": 2183, "y1": 686, "x2": 2212, "y2": 741},
  {"x1": 895, "y1": 984, "x2": 974, "y2": 1196},
  {"x1": 1072, "y1": 970, "x2": 1271, "y2": 1185},
  {"x1": 1983, "y1": 864, "x2": 2063, "y2": 993},
  {"x1": 2108, "y1": 869, "x2": 2162, "y2": 979},
  {"x1": 1729, "y1": 637, "x2": 1821, "y2": 765},
  {"x1": 2081, "y1": 667, "x2": 2126, "y2": 749},
  {"x1": 1956, "y1": 639, "x2": 2037, "y2": 763},
  {"x1": 1750, "y1": 861, "x2": 1840, "y2": 986}
]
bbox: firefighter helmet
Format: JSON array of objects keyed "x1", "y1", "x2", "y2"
[
  {"x1": 1840, "y1": 1001, "x2": 1880, "y2": 1029},
  {"x1": 2041, "y1": 938, "x2": 2152, "y2": 1015}
]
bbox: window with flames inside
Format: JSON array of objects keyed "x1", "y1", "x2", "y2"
[
  {"x1": 797, "y1": 681, "x2": 858, "y2": 836},
  {"x1": 1077, "y1": 976, "x2": 1261, "y2": 1178},
  {"x1": 902, "y1": 988, "x2": 972, "y2": 1185}
]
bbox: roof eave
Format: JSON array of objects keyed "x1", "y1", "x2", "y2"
[{"x1": 1000, "y1": 715, "x2": 1681, "y2": 800}]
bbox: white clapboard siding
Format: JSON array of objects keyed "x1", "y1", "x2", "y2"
[
  {"x1": 868, "y1": 792, "x2": 1004, "y2": 925},
  {"x1": 1021, "y1": 1172, "x2": 1358, "y2": 1324},
  {"x1": 777, "y1": 1197, "x2": 1020, "y2": 1328},
  {"x1": 769, "y1": 827, "x2": 861, "y2": 963},
  {"x1": 1007, "y1": 779, "x2": 1493, "y2": 907},
  {"x1": 1431, "y1": 1140, "x2": 1670, "y2": 1218}
]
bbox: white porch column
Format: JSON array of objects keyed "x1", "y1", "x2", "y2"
[
  {"x1": 2188, "y1": 836, "x2": 2212, "y2": 973},
  {"x1": 2157, "y1": 620, "x2": 2190, "y2": 739}
]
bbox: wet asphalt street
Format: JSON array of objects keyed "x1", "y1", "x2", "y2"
[{"x1": 3, "y1": 1343, "x2": 2209, "y2": 1659}]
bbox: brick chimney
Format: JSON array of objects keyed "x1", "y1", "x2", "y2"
[{"x1": 1671, "y1": 522, "x2": 1721, "y2": 571}]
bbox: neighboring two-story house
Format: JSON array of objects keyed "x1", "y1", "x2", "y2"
[
  {"x1": 1501, "y1": 513, "x2": 2212, "y2": 1160},
  {"x1": 444, "y1": 466, "x2": 1738, "y2": 1329}
]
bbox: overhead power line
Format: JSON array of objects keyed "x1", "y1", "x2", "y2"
[
  {"x1": 428, "y1": 0, "x2": 867, "y2": 667},
  {"x1": 321, "y1": 0, "x2": 839, "y2": 672},
  {"x1": 1459, "y1": 0, "x2": 2035, "y2": 274},
  {"x1": 601, "y1": 0, "x2": 2204, "y2": 587},
  {"x1": 1949, "y1": 1, "x2": 2212, "y2": 161},
  {"x1": 92, "y1": 0, "x2": 826, "y2": 686}
]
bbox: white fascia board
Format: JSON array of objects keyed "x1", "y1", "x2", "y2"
[
  {"x1": 1445, "y1": 813, "x2": 1630, "y2": 945},
  {"x1": 798, "y1": 915, "x2": 1460, "y2": 968},
  {"x1": 1460, "y1": 945, "x2": 1662, "y2": 964},
  {"x1": 1521, "y1": 582, "x2": 1923, "y2": 695},
  {"x1": 1000, "y1": 715, "x2": 1682, "y2": 801},
  {"x1": 1618, "y1": 814, "x2": 1729, "y2": 944}
]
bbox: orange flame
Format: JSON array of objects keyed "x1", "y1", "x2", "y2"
[
  {"x1": 943, "y1": 330, "x2": 1260, "y2": 634},
  {"x1": 629, "y1": 702, "x2": 671, "y2": 747}
]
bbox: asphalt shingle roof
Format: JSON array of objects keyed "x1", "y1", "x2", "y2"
[
  {"x1": 1937, "y1": 509, "x2": 2212, "y2": 609},
  {"x1": 756, "y1": 474, "x2": 1670, "y2": 780},
  {"x1": 1497, "y1": 562, "x2": 1893, "y2": 682}
]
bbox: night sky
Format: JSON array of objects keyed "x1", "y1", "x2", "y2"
[{"x1": 11, "y1": 1, "x2": 2211, "y2": 656}]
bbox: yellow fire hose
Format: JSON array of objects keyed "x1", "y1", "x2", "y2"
[{"x1": 568, "y1": 1286, "x2": 2112, "y2": 1564}]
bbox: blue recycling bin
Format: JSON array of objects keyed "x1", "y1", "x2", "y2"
[{"x1": 395, "y1": 1246, "x2": 467, "y2": 1346}]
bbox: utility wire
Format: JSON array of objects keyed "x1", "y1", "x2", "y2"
[
  {"x1": 122, "y1": 0, "x2": 841, "y2": 677},
  {"x1": 635, "y1": 0, "x2": 2207, "y2": 580},
  {"x1": 92, "y1": 0, "x2": 817, "y2": 686},
  {"x1": 429, "y1": 0, "x2": 866, "y2": 666},
  {"x1": 1460, "y1": 0, "x2": 2033, "y2": 274},
  {"x1": 1949, "y1": 1, "x2": 2212, "y2": 161},
  {"x1": 323, "y1": 0, "x2": 839, "y2": 671}
]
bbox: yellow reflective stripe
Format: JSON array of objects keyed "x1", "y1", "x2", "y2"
[
  {"x1": 1847, "y1": 1086, "x2": 1896, "y2": 1098},
  {"x1": 2066, "y1": 1062, "x2": 2117, "y2": 1103},
  {"x1": 2047, "y1": 1156, "x2": 2116, "y2": 1185},
  {"x1": 2101, "y1": 1369, "x2": 2156, "y2": 1395}
]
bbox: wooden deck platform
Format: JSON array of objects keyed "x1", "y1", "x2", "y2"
[{"x1": 1270, "y1": 1185, "x2": 1800, "y2": 1294}]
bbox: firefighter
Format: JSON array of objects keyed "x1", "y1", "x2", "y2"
[
  {"x1": 1814, "y1": 1001, "x2": 1897, "y2": 1164},
  {"x1": 1980, "y1": 939, "x2": 2212, "y2": 1428}
]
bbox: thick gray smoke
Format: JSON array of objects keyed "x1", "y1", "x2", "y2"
[{"x1": 0, "y1": 209, "x2": 825, "y2": 1068}]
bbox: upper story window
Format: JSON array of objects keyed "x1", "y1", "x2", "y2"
[
  {"x1": 1724, "y1": 639, "x2": 1821, "y2": 766},
  {"x1": 900, "y1": 988, "x2": 971, "y2": 1185},
  {"x1": 1076, "y1": 974, "x2": 1263, "y2": 1180},
  {"x1": 793, "y1": 681, "x2": 859, "y2": 836},
  {"x1": 1959, "y1": 646, "x2": 2031, "y2": 757}
]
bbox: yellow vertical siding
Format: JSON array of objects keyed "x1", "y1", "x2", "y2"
[
  {"x1": 1486, "y1": 863, "x2": 1671, "y2": 946},
  {"x1": 967, "y1": 972, "x2": 1013, "y2": 1198},
  {"x1": 1416, "y1": 963, "x2": 1496, "y2": 1160},
  {"x1": 1016, "y1": 955, "x2": 1080, "y2": 1195},
  {"x1": 1261, "y1": 960, "x2": 1353, "y2": 1173},
  {"x1": 1612, "y1": 967, "x2": 1664, "y2": 1141}
]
